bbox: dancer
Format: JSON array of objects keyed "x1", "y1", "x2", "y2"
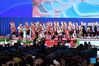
[
  {"x1": 17, "y1": 23, "x2": 23, "y2": 37},
  {"x1": 25, "y1": 22, "x2": 30, "y2": 35},
  {"x1": 10, "y1": 21, "x2": 16, "y2": 36}
]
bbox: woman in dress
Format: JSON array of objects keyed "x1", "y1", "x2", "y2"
[
  {"x1": 18, "y1": 23, "x2": 23, "y2": 37},
  {"x1": 10, "y1": 21, "x2": 16, "y2": 36}
]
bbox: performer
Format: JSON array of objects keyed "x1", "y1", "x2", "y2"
[
  {"x1": 68, "y1": 22, "x2": 74, "y2": 38},
  {"x1": 53, "y1": 22, "x2": 58, "y2": 35},
  {"x1": 73, "y1": 30, "x2": 77, "y2": 38},
  {"x1": 50, "y1": 22, "x2": 54, "y2": 35},
  {"x1": 17, "y1": 23, "x2": 23, "y2": 37},
  {"x1": 31, "y1": 24, "x2": 36, "y2": 40},
  {"x1": 97, "y1": 22, "x2": 99, "y2": 37},
  {"x1": 94, "y1": 22, "x2": 98, "y2": 37},
  {"x1": 81, "y1": 23, "x2": 87, "y2": 37},
  {"x1": 39, "y1": 31, "x2": 45, "y2": 39},
  {"x1": 46, "y1": 22, "x2": 52, "y2": 35},
  {"x1": 61, "y1": 22, "x2": 67, "y2": 35},
  {"x1": 35, "y1": 22, "x2": 42, "y2": 34},
  {"x1": 79, "y1": 25, "x2": 83, "y2": 38},
  {"x1": 38, "y1": 22, "x2": 43, "y2": 33},
  {"x1": 29, "y1": 22, "x2": 32, "y2": 38},
  {"x1": 25, "y1": 22, "x2": 30, "y2": 35},
  {"x1": 57, "y1": 26, "x2": 63, "y2": 40},
  {"x1": 75, "y1": 23, "x2": 79, "y2": 38},
  {"x1": 86, "y1": 23, "x2": 92, "y2": 37},
  {"x1": 42, "y1": 23, "x2": 47, "y2": 34},
  {"x1": 54, "y1": 22, "x2": 59, "y2": 30},
  {"x1": 10, "y1": 21, "x2": 16, "y2": 36},
  {"x1": 92, "y1": 22, "x2": 97, "y2": 37}
]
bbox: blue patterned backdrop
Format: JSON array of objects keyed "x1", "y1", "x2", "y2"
[
  {"x1": 0, "y1": 17, "x2": 99, "y2": 36},
  {"x1": 0, "y1": 0, "x2": 32, "y2": 17}
]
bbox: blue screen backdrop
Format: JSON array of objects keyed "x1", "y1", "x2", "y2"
[
  {"x1": 0, "y1": 0, "x2": 32, "y2": 17},
  {"x1": 0, "y1": 17, "x2": 99, "y2": 36}
]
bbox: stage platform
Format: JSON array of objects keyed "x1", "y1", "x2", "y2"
[
  {"x1": 79, "y1": 38, "x2": 99, "y2": 47},
  {"x1": 0, "y1": 36, "x2": 99, "y2": 47}
]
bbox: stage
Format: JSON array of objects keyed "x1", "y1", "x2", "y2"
[
  {"x1": 0, "y1": 36, "x2": 99, "y2": 48},
  {"x1": 79, "y1": 38, "x2": 99, "y2": 48}
]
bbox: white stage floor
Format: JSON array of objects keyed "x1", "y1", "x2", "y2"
[{"x1": 79, "y1": 38, "x2": 99, "y2": 47}]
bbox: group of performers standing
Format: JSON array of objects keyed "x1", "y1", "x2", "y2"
[{"x1": 10, "y1": 21, "x2": 99, "y2": 40}]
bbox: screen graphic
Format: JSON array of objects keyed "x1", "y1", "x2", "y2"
[{"x1": 33, "y1": 0, "x2": 99, "y2": 18}]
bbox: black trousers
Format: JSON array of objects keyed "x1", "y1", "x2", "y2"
[
  {"x1": 93, "y1": 32, "x2": 97, "y2": 37},
  {"x1": 82, "y1": 31, "x2": 87, "y2": 37}
]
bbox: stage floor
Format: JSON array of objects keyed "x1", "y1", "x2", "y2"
[
  {"x1": 79, "y1": 38, "x2": 99, "y2": 47},
  {"x1": 0, "y1": 36, "x2": 99, "y2": 47}
]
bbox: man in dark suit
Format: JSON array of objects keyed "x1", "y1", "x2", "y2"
[
  {"x1": 86, "y1": 26, "x2": 92, "y2": 37},
  {"x1": 82, "y1": 26, "x2": 87, "y2": 37}
]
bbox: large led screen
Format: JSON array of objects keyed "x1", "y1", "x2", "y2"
[
  {"x1": 0, "y1": 0, "x2": 99, "y2": 17},
  {"x1": 33, "y1": 0, "x2": 99, "y2": 18}
]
